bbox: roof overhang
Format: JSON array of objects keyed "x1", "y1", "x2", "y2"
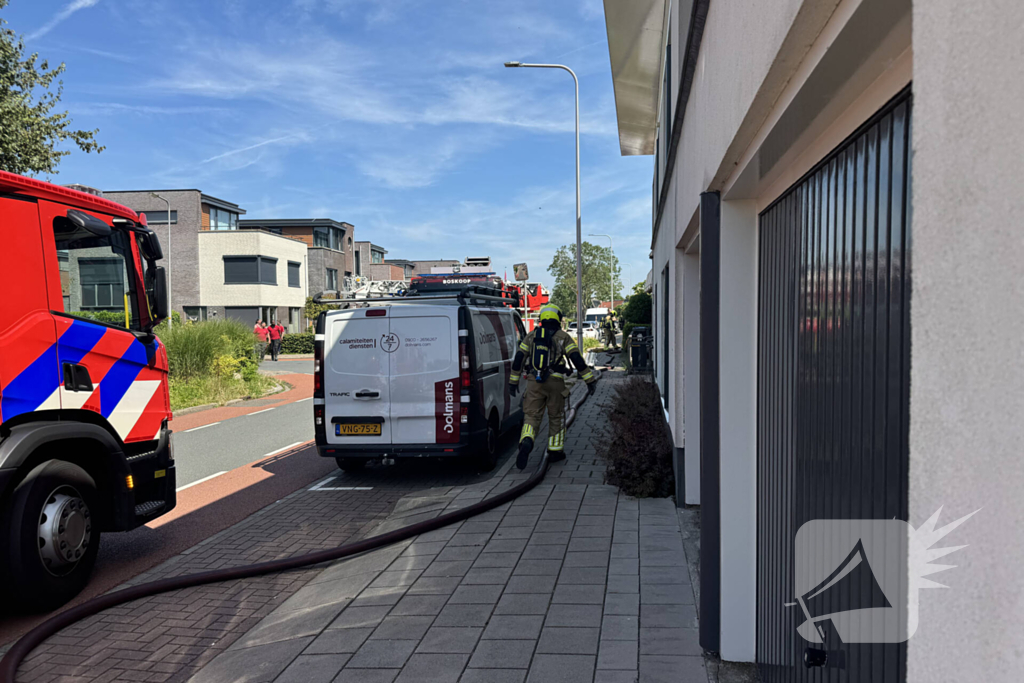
[
  {"x1": 603, "y1": 0, "x2": 668, "y2": 156},
  {"x1": 201, "y1": 193, "x2": 246, "y2": 215}
]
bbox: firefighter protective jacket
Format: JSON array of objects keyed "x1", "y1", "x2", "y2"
[{"x1": 510, "y1": 326, "x2": 595, "y2": 384}]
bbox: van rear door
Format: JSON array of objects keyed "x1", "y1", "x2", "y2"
[
  {"x1": 388, "y1": 306, "x2": 459, "y2": 445},
  {"x1": 324, "y1": 308, "x2": 392, "y2": 445}
]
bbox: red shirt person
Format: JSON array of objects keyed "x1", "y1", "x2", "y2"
[
  {"x1": 255, "y1": 323, "x2": 270, "y2": 342},
  {"x1": 267, "y1": 321, "x2": 283, "y2": 360}
]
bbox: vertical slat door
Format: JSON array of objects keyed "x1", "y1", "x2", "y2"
[{"x1": 756, "y1": 88, "x2": 912, "y2": 683}]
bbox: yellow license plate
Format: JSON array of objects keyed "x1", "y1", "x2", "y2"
[{"x1": 336, "y1": 423, "x2": 382, "y2": 436}]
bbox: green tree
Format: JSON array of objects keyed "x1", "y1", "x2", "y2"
[
  {"x1": 546, "y1": 241, "x2": 621, "y2": 321},
  {"x1": 0, "y1": 0, "x2": 103, "y2": 175}
]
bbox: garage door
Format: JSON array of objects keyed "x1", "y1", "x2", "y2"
[
  {"x1": 225, "y1": 307, "x2": 259, "y2": 325},
  {"x1": 756, "y1": 87, "x2": 911, "y2": 683}
]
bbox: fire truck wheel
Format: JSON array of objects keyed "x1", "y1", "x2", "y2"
[
  {"x1": 335, "y1": 457, "x2": 366, "y2": 473},
  {"x1": 1, "y1": 460, "x2": 100, "y2": 612},
  {"x1": 477, "y1": 416, "x2": 499, "y2": 472}
]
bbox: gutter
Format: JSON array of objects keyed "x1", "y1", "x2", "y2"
[{"x1": 651, "y1": 0, "x2": 710, "y2": 250}]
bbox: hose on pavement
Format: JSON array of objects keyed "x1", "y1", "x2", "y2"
[{"x1": 0, "y1": 386, "x2": 593, "y2": 682}]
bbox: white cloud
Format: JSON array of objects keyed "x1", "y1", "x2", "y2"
[{"x1": 26, "y1": 0, "x2": 102, "y2": 41}]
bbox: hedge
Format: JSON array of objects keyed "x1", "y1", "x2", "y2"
[{"x1": 279, "y1": 332, "x2": 315, "y2": 354}]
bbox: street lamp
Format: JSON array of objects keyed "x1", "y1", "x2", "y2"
[
  {"x1": 149, "y1": 192, "x2": 172, "y2": 329},
  {"x1": 589, "y1": 233, "x2": 614, "y2": 311},
  {"x1": 505, "y1": 60, "x2": 584, "y2": 347}
]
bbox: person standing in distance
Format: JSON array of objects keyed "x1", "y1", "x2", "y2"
[
  {"x1": 509, "y1": 304, "x2": 597, "y2": 470},
  {"x1": 267, "y1": 319, "x2": 283, "y2": 361}
]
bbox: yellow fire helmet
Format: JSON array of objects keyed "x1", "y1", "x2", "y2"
[{"x1": 539, "y1": 304, "x2": 562, "y2": 322}]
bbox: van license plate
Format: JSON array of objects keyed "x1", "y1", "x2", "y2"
[{"x1": 336, "y1": 423, "x2": 382, "y2": 436}]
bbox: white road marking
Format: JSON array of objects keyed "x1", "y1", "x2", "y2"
[
  {"x1": 309, "y1": 476, "x2": 373, "y2": 491},
  {"x1": 248, "y1": 407, "x2": 276, "y2": 415},
  {"x1": 184, "y1": 422, "x2": 220, "y2": 432},
  {"x1": 295, "y1": 397, "x2": 313, "y2": 402},
  {"x1": 177, "y1": 471, "x2": 227, "y2": 491},
  {"x1": 263, "y1": 441, "x2": 305, "y2": 458}
]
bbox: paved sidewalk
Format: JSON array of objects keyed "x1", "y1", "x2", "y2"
[{"x1": 191, "y1": 374, "x2": 706, "y2": 683}]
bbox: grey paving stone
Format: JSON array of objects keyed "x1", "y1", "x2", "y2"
[
  {"x1": 504, "y1": 575, "x2": 556, "y2": 594},
  {"x1": 512, "y1": 559, "x2": 562, "y2": 576},
  {"x1": 558, "y1": 566, "x2": 608, "y2": 585},
  {"x1": 371, "y1": 615, "x2": 435, "y2": 640},
  {"x1": 567, "y1": 537, "x2": 612, "y2": 553},
  {"x1": 499, "y1": 514, "x2": 541, "y2": 528},
  {"x1": 391, "y1": 593, "x2": 450, "y2": 616},
  {"x1": 423, "y1": 560, "x2": 475, "y2": 577},
  {"x1": 529, "y1": 532, "x2": 571, "y2": 545},
  {"x1": 638, "y1": 628, "x2": 701, "y2": 656},
  {"x1": 347, "y1": 639, "x2": 417, "y2": 668},
  {"x1": 463, "y1": 567, "x2": 515, "y2": 585},
  {"x1": 525, "y1": 654, "x2": 595, "y2": 683},
  {"x1": 417, "y1": 626, "x2": 483, "y2": 654},
  {"x1": 305, "y1": 627, "x2": 374, "y2": 654},
  {"x1": 484, "y1": 538, "x2": 529, "y2": 553},
  {"x1": 450, "y1": 584, "x2": 504, "y2": 604},
  {"x1": 437, "y1": 545, "x2": 484, "y2": 562},
  {"x1": 404, "y1": 540, "x2": 451, "y2": 556},
  {"x1": 597, "y1": 639, "x2": 639, "y2": 671},
  {"x1": 552, "y1": 584, "x2": 605, "y2": 604},
  {"x1": 536, "y1": 627, "x2": 600, "y2": 655},
  {"x1": 638, "y1": 655, "x2": 705, "y2": 682},
  {"x1": 491, "y1": 526, "x2": 532, "y2": 540},
  {"x1": 331, "y1": 670, "x2": 397, "y2": 683},
  {"x1": 276, "y1": 654, "x2": 351, "y2": 683},
  {"x1": 279, "y1": 575, "x2": 370, "y2": 612},
  {"x1": 571, "y1": 526, "x2": 614, "y2": 539},
  {"x1": 639, "y1": 604, "x2": 698, "y2": 629},
  {"x1": 458, "y1": 669, "x2": 527, "y2": 683},
  {"x1": 610, "y1": 544, "x2": 639, "y2": 560},
  {"x1": 314, "y1": 546, "x2": 408, "y2": 585},
  {"x1": 472, "y1": 552, "x2": 521, "y2": 568},
  {"x1": 449, "y1": 533, "x2": 493, "y2": 547},
  {"x1": 370, "y1": 569, "x2": 423, "y2": 589},
  {"x1": 639, "y1": 566, "x2": 691, "y2": 585},
  {"x1": 603, "y1": 593, "x2": 640, "y2": 617},
  {"x1": 640, "y1": 584, "x2": 695, "y2": 605},
  {"x1": 189, "y1": 636, "x2": 313, "y2": 683},
  {"x1": 351, "y1": 586, "x2": 408, "y2": 608},
  {"x1": 544, "y1": 604, "x2": 602, "y2": 628},
  {"x1": 394, "y1": 653, "x2": 470, "y2": 683},
  {"x1": 606, "y1": 574, "x2": 640, "y2": 595},
  {"x1": 534, "y1": 520, "x2": 575, "y2": 533},
  {"x1": 434, "y1": 603, "x2": 495, "y2": 627},
  {"x1": 233, "y1": 601, "x2": 343, "y2": 649},
  {"x1": 493, "y1": 592, "x2": 551, "y2": 615},
  {"x1": 612, "y1": 531, "x2": 639, "y2": 545},
  {"x1": 481, "y1": 615, "x2": 545, "y2": 641},
  {"x1": 521, "y1": 544, "x2": 566, "y2": 560},
  {"x1": 639, "y1": 551, "x2": 686, "y2": 567},
  {"x1": 562, "y1": 551, "x2": 609, "y2": 567},
  {"x1": 468, "y1": 639, "x2": 536, "y2": 669},
  {"x1": 594, "y1": 669, "x2": 639, "y2": 683},
  {"x1": 545, "y1": 499, "x2": 582, "y2": 510},
  {"x1": 609, "y1": 558, "x2": 639, "y2": 575},
  {"x1": 408, "y1": 576, "x2": 463, "y2": 595},
  {"x1": 575, "y1": 515, "x2": 614, "y2": 527},
  {"x1": 539, "y1": 509, "x2": 578, "y2": 521},
  {"x1": 600, "y1": 615, "x2": 639, "y2": 641},
  {"x1": 461, "y1": 520, "x2": 501, "y2": 534},
  {"x1": 328, "y1": 605, "x2": 392, "y2": 630}
]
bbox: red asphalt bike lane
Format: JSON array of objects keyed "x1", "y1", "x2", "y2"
[{"x1": 0, "y1": 371, "x2": 333, "y2": 648}]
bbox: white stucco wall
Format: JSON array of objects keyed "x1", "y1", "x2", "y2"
[
  {"x1": 907, "y1": 0, "x2": 1024, "y2": 680},
  {"x1": 198, "y1": 231, "x2": 308, "y2": 308}
]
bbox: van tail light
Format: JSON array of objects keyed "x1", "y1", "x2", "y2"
[
  {"x1": 460, "y1": 404, "x2": 468, "y2": 424},
  {"x1": 314, "y1": 405, "x2": 324, "y2": 427},
  {"x1": 459, "y1": 341, "x2": 471, "y2": 389},
  {"x1": 314, "y1": 334, "x2": 324, "y2": 398}
]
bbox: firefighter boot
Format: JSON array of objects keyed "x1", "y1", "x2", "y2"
[{"x1": 517, "y1": 438, "x2": 534, "y2": 470}]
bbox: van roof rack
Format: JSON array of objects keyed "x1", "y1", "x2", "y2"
[{"x1": 312, "y1": 283, "x2": 518, "y2": 308}]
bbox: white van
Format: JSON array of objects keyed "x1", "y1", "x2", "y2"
[{"x1": 313, "y1": 288, "x2": 525, "y2": 472}]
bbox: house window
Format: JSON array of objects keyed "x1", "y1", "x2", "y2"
[
  {"x1": 371, "y1": 250, "x2": 384, "y2": 264},
  {"x1": 288, "y1": 307, "x2": 301, "y2": 333},
  {"x1": 80, "y1": 258, "x2": 126, "y2": 310},
  {"x1": 224, "y1": 256, "x2": 278, "y2": 284},
  {"x1": 354, "y1": 251, "x2": 361, "y2": 275},
  {"x1": 183, "y1": 306, "x2": 208, "y2": 322},
  {"x1": 210, "y1": 207, "x2": 238, "y2": 230},
  {"x1": 326, "y1": 268, "x2": 338, "y2": 291},
  {"x1": 288, "y1": 261, "x2": 302, "y2": 288},
  {"x1": 313, "y1": 226, "x2": 344, "y2": 250},
  {"x1": 313, "y1": 226, "x2": 330, "y2": 248},
  {"x1": 144, "y1": 210, "x2": 178, "y2": 224}
]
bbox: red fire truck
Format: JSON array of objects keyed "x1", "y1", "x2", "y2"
[{"x1": 0, "y1": 171, "x2": 174, "y2": 610}]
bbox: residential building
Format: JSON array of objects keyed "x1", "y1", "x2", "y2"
[
  {"x1": 603, "y1": 0, "x2": 1021, "y2": 681},
  {"x1": 354, "y1": 241, "x2": 403, "y2": 280},
  {"x1": 104, "y1": 190, "x2": 307, "y2": 331},
  {"x1": 384, "y1": 259, "x2": 416, "y2": 280},
  {"x1": 238, "y1": 218, "x2": 355, "y2": 295},
  {"x1": 410, "y1": 259, "x2": 460, "y2": 274}
]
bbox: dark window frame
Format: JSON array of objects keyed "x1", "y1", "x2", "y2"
[
  {"x1": 287, "y1": 260, "x2": 302, "y2": 288},
  {"x1": 223, "y1": 255, "x2": 278, "y2": 285},
  {"x1": 143, "y1": 210, "x2": 178, "y2": 225},
  {"x1": 325, "y1": 267, "x2": 338, "y2": 291}
]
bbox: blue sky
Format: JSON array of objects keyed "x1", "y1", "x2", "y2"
[{"x1": 6, "y1": 0, "x2": 653, "y2": 292}]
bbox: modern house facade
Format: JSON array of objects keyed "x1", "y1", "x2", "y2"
[
  {"x1": 105, "y1": 190, "x2": 307, "y2": 331},
  {"x1": 603, "y1": 0, "x2": 1021, "y2": 681},
  {"x1": 238, "y1": 218, "x2": 355, "y2": 296},
  {"x1": 354, "y1": 241, "x2": 403, "y2": 280}
]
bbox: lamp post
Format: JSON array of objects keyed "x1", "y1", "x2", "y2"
[
  {"x1": 504, "y1": 60, "x2": 584, "y2": 348},
  {"x1": 149, "y1": 192, "x2": 172, "y2": 329},
  {"x1": 589, "y1": 233, "x2": 614, "y2": 311}
]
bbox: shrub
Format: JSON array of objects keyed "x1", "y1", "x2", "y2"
[
  {"x1": 601, "y1": 377, "x2": 675, "y2": 498},
  {"x1": 280, "y1": 332, "x2": 314, "y2": 354},
  {"x1": 155, "y1": 318, "x2": 254, "y2": 379},
  {"x1": 620, "y1": 290, "x2": 652, "y2": 342},
  {"x1": 582, "y1": 337, "x2": 603, "y2": 352}
]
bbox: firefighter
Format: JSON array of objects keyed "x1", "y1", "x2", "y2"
[
  {"x1": 601, "y1": 311, "x2": 620, "y2": 350},
  {"x1": 509, "y1": 304, "x2": 597, "y2": 470}
]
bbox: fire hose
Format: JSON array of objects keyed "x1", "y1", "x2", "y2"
[{"x1": 0, "y1": 386, "x2": 594, "y2": 682}]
